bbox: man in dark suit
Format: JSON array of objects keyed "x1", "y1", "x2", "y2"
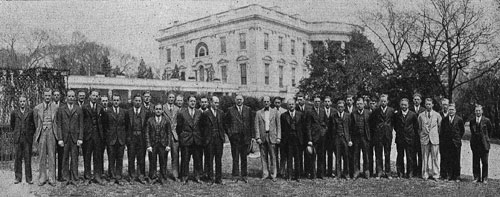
[
  {"x1": 370, "y1": 94, "x2": 395, "y2": 179},
  {"x1": 281, "y1": 99, "x2": 304, "y2": 181},
  {"x1": 470, "y1": 105, "x2": 491, "y2": 184},
  {"x1": 333, "y1": 100, "x2": 352, "y2": 180},
  {"x1": 142, "y1": 91, "x2": 154, "y2": 118},
  {"x1": 440, "y1": 103, "x2": 465, "y2": 182},
  {"x1": 410, "y1": 93, "x2": 425, "y2": 177},
  {"x1": 177, "y1": 95, "x2": 203, "y2": 183},
  {"x1": 350, "y1": 97, "x2": 371, "y2": 179},
  {"x1": 394, "y1": 98, "x2": 418, "y2": 178},
  {"x1": 199, "y1": 96, "x2": 210, "y2": 181},
  {"x1": 273, "y1": 97, "x2": 287, "y2": 178},
  {"x1": 11, "y1": 94, "x2": 35, "y2": 184},
  {"x1": 163, "y1": 93, "x2": 181, "y2": 181},
  {"x1": 56, "y1": 90, "x2": 84, "y2": 186},
  {"x1": 126, "y1": 94, "x2": 148, "y2": 184},
  {"x1": 345, "y1": 95, "x2": 356, "y2": 177},
  {"x1": 200, "y1": 96, "x2": 226, "y2": 184},
  {"x1": 105, "y1": 94, "x2": 127, "y2": 185},
  {"x1": 324, "y1": 96, "x2": 337, "y2": 177},
  {"x1": 295, "y1": 93, "x2": 310, "y2": 177},
  {"x1": 146, "y1": 104, "x2": 171, "y2": 184},
  {"x1": 438, "y1": 98, "x2": 449, "y2": 179},
  {"x1": 366, "y1": 96, "x2": 376, "y2": 177},
  {"x1": 225, "y1": 94, "x2": 254, "y2": 183},
  {"x1": 100, "y1": 95, "x2": 109, "y2": 180},
  {"x1": 77, "y1": 91, "x2": 86, "y2": 108},
  {"x1": 82, "y1": 90, "x2": 105, "y2": 185},
  {"x1": 52, "y1": 90, "x2": 64, "y2": 182},
  {"x1": 305, "y1": 96, "x2": 327, "y2": 179}
]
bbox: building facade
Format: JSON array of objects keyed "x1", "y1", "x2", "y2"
[{"x1": 157, "y1": 4, "x2": 360, "y2": 98}]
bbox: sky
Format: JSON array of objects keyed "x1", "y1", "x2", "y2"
[{"x1": 0, "y1": 0, "x2": 497, "y2": 69}]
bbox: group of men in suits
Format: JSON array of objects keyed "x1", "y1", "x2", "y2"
[{"x1": 10, "y1": 90, "x2": 492, "y2": 186}]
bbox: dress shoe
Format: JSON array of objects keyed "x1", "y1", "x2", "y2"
[
  {"x1": 27, "y1": 181, "x2": 33, "y2": 185},
  {"x1": 271, "y1": 178, "x2": 277, "y2": 182},
  {"x1": 94, "y1": 178, "x2": 105, "y2": 186},
  {"x1": 14, "y1": 180, "x2": 21, "y2": 184},
  {"x1": 240, "y1": 177, "x2": 248, "y2": 183},
  {"x1": 194, "y1": 178, "x2": 202, "y2": 184},
  {"x1": 172, "y1": 177, "x2": 179, "y2": 182},
  {"x1": 48, "y1": 182, "x2": 57, "y2": 187},
  {"x1": 483, "y1": 180, "x2": 488, "y2": 184},
  {"x1": 387, "y1": 176, "x2": 393, "y2": 180},
  {"x1": 136, "y1": 178, "x2": 145, "y2": 185},
  {"x1": 294, "y1": 178, "x2": 300, "y2": 182},
  {"x1": 215, "y1": 179, "x2": 224, "y2": 185},
  {"x1": 115, "y1": 180, "x2": 124, "y2": 186},
  {"x1": 38, "y1": 181, "x2": 46, "y2": 186},
  {"x1": 472, "y1": 179, "x2": 479, "y2": 183}
]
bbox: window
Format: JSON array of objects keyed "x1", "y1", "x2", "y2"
[
  {"x1": 198, "y1": 47, "x2": 207, "y2": 57},
  {"x1": 292, "y1": 67, "x2": 296, "y2": 87},
  {"x1": 239, "y1": 33, "x2": 246, "y2": 50},
  {"x1": 221, "y1": 65, "x2": 227, "y2": 83},
  {"x1": 220, "y1": 36, "x2": 226, "y2": 53},
  {"x1": 264, "y1": 33, "x2": 269, "y2": 50},
  {"x1": 303, "y1": 42, "x2": 306, "y2": 56},
  {"x1": 278, "y1": 36, "x2": 283, "y2": 52},
  {"x1": 166, "y1": 49, "x2": 171, "y2": 63},
  {"x1": 291, "y1": 40, "x2": 295, "y2": 55},
  {"x1": 199, "y1": 66, "x2": 205, "y2": 81},
  {"x1": 180, "y1": 46, "x2": 185, "y2": 60},
  {"x1": 264, "y1": 63, "x2": 270, "y2": 85},
  {"x1": 240, "y1": 63, "x2": 247, "y2": 85},
  {"x1": 195, "y1": 42, "x2": 209, "y2": 57},
  {"x1": 279, "y1": 66, "x2": 284, "y2": 88}
]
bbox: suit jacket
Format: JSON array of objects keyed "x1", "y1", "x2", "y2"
[
  {"x1": 225, "y1": 105, "x2": 254, "y2": 144},
  {"x1": 82, "y1": 102, "x2": 105, "y2": 140},
  {"x1": 10, "y1": 108, "x2": 35, "y2": 144},
  {"x1": 176, "y1": 108, "x2": 203, "y2": 146},
  {"x1": 145, "y1": 115, "x2": 171, "y2": 147},
  {"x1": 200, "y1": 108, "x2": 226, "y2": 145},
  {"x1": 307, "y1": 107, "x2": 328, "y2": 143},
  {"x1": 280, "y1": 110, "x2": 305, "y2": 145},
  {"x1": 143, "y1": 103, "x2": 154, "y2": 119},
  {"x1": 441, "y1": 115, "x2": 465, "y2": 148},
  {"x1": 126, "y1": 106, "x2": 148, "y2": 143},
  {"x1": 56, "y1": 104, "x2": 84, "y2": 144},
  {"x1": 418, "y1": 110, "x2": 442, "y2": 145},
  {"x1": 410, "y1": 105, "x2": 425, "y2": 115},
  {"x1": 350, "y1": 109, "x2": 371, "y2": 140},
  {"x1": 345, "y1": 105, "x2": 356, "y2": 114},
  {"x1": 469, "y1": 116, "x2": 492, "y2": 152},
  {"x1": 105, "y1": 107, "x2": 127, "y2": 145},
  {"x1": 324, "y1": 107, "x2": 338, "y2": 140},
  {"x1": 332, "y1": 111, "x2": 351, "y2": 142},
  {"x1": 370, "y1": 106, "x2": 395, "y2": 142},
  {"x1": 34, "y1": 102, "x2": 60, "y2": 143},
  {"x1": 163, "y1": 103, "x2": 180, "y2": 141},
  {"x1": 394, "y1": 110, "x2": 418, "y2": 145},
  {"x1": 295, "y1": 104, "x2": 311, "y2": 113},
  {"x1": 255, "y1": 108, "x2": 281, "y2": 144}
]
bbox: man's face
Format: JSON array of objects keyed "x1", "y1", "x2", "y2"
[
  {"x1": 356, "y1": 99, "x2": 365, "y2": 110},
  {"x1": 413, "y1": 96, "x2": 421, "y2": 106},
  {"x1": 449, "y1": 106, "x2": 456, "y2": 116},
  {"x1": 155, "y1": 105, "x2": 163, "y2": 116},
  {"x1": 380, "y1": 97, "x2": 388, "y2": 108},
  {"x1": 337, "y1": 103, "x2": 345, "y2": 112},
  {"x1": 346, "y1": 97, "x2": 353, "y2": 106},
  {"x1": 133, "y1": 97, "x2": 142, "y2": 108},
  {"x1": 288, "y1": 101, "x2": 296, "y2": 111},
  {"x1": 400, "y1": 100, "x2": 408, "y2": 111},
  {"x1": 175, "y1": 97, "x2": 183, "y2": 107},
  {"x1": 143, "y1": 93, "x2": 151, "y2": 103},
  {"x1": 425, "y1": 100, "x2": 433, "y2": 111},
  {"x1": 78, "y1": 92, "x2": 86, "y2": 103},
  {"x1": 475, "y1": 107, "x2": 482, "y2": 117},
  {"x1": 235, "y1": 96, "x2": 244, "y2": 106},
  {"x1": 66, "y1": 92, "x2": 75, "y2": 104},
  {"x1": 370, "y1": 101, "x2": 377, "y2": 110},
  {"x1": 314, "y1": 98, "x2": 321, "y2": 108},
  {"x1": 274, "y1": 99, "x2": 281, "y2": 108},
  {"x1": 90, "y1": 91, "x2": 99, "y2": 103},
  {"x1": 441, "y1": 101, "x2": 449, "y2": 112},
  {"x1": 297, "y1": 97, "x2": 305, "y2": 106},
  {"x1": 112, "y1": 96, "x2": 120, "y2": 107},
  {"x1": 324, "y1": 99, "x2": 332, "y2": 108},
  {"x1": 53, "y1": 91, "x2": 61, "y2": 102},
  {"x1": 167, "y1": 94, "x2": 175, "y2": 104},
  {"x1": 188, "y1": 97, "x2": 197, "y2": 108},
  {"x1": 19, "y1": 97, "x2": 26, "y2": 108},
  {"x1": 200, "y1": 98, "x2": 209, "y2": 109},
  {"x1": 263, "y1": 97, "x2": 271, "y2": 108},
  {"x1": 44, "y1": 91, "x2": 52, "y2": 103},
  {"x1": 211, "y1": 97, "x2": 220, "y2": 110},
  {"x1": 101, "y1": 97, "x2": 109, "y2": 107}
]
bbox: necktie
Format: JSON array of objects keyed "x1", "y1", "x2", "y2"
[
  {"x1": 69, "y1": 105, "x2": 73, "y2": 111},
  {"x1": 190, "y1": 109, "x2": 194, "y2": 118},
  {"x1": 428, "y1": 112, "x2": 430, "y2": 119}
]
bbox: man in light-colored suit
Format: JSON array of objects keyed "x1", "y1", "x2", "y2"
[
  {"x1": 418, "y1": 98, "x2": 442, "y2": 180},
  {"x1": 255, "y1": 96, "x2": 281, "y2": 181},
  {"x1": 163, "y1": 93, "x2": 181, "y2": 181},
  {"x1": 34, "y1": 88, "x2": 63, "y2": 186}
]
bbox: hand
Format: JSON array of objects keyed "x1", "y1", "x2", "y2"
[
  {"x1": 58, "y1": 140, "x2": 64, "y2": 147},
  {"x1": 276, "y1": 139, "x2": 281, "y2": 144},
  {"x1": 308, "y1": 141, "x2": 313, "y2": 146},
  {"x1": 165, "y1": 146, "x2": 171, "y2": 151},
  {"x1": 256, "y1": 139, "x2": 262, "y2": 144},
  {"x1": 348, "y1": 141, "x2": 353, "y2": 147},
  {"x1": 77, "y1": 140, "x2": 83, "y2": 146},
  {"x1": 147, "y1": 147, "x2": 153, "y2": 152}
]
